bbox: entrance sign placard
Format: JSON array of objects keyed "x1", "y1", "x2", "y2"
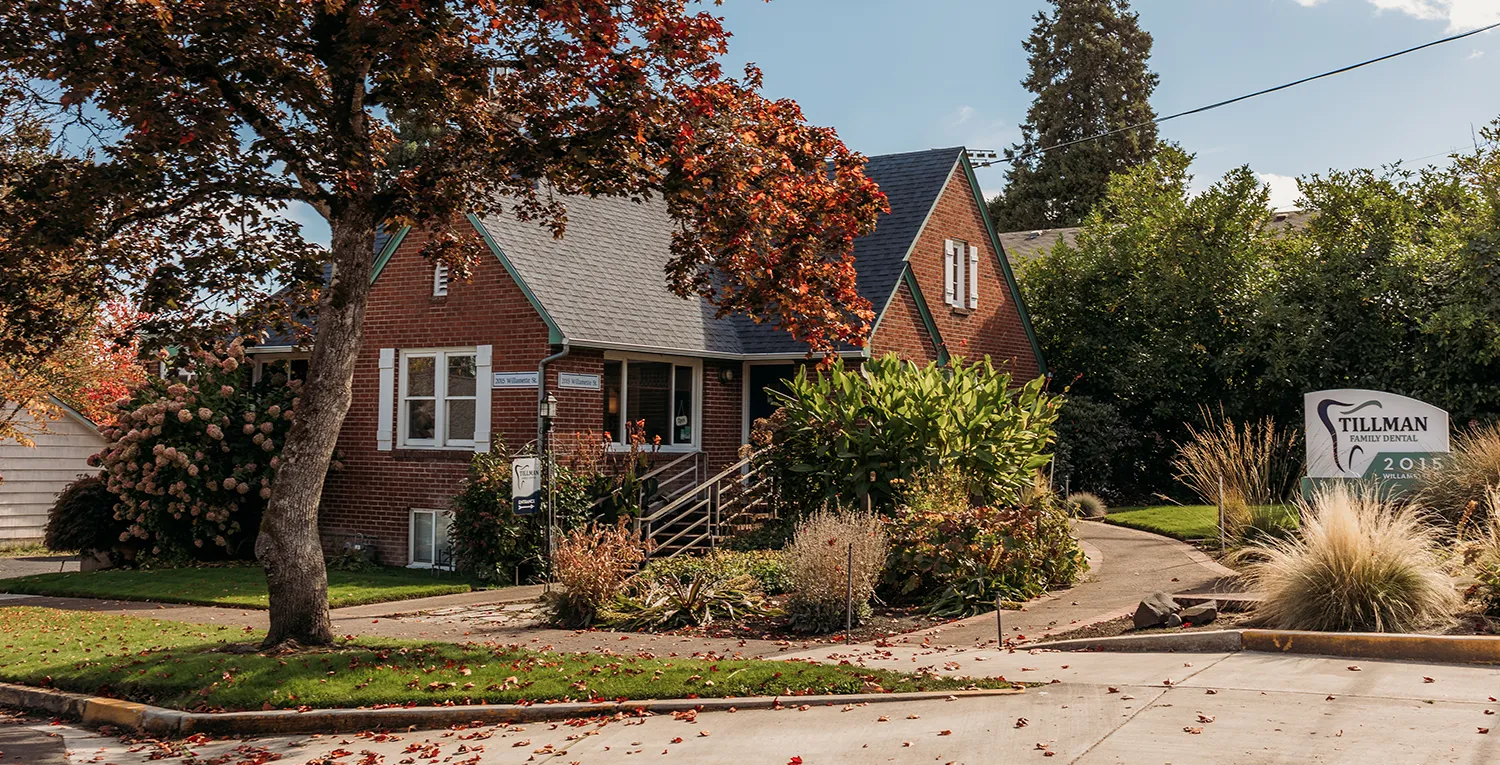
[
  {"x1": 511, "y1": 456, "x2": 541, "y2": 515},
  {"x1": 1303, "y1": 390, "x2": 1449, "y2": 490}
]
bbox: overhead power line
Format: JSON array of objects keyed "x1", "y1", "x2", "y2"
[{"x1": 974, "y1": 20, "x2": 1500, "y2": 169}]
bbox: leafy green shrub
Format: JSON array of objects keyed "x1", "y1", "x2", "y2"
[
  {"x1": 601, "y1": 574, "x2": 774, "y2": 630},
  {"x1": 44, "y1": 475, "x2": 131, "y2": 558},
  {"x1": 1051, "y1": 394, "x2": 1135, "y2": 502},
  {"x1": 91, "y1": 341, "x2": 306, "y2": 562},
  {"x1": 784, "y1": 508, "x2": 886, "y2": 634},
  {"x1": 763, "y1": 354, "x2": 1059, "y2": 514},
  {"x1": 540, "y1": 520, "x2": 650, "y2": 628},
  {"x1": 1242, "y1": 485, "x2": 1458, "y2": 632},
  {"x1": 638, "y1": 549, "x2": 790, "y2": 595},
  {"x1": 887, "y1": 471, "x2": 1088, "y2": 617},
  {"x1": 448, "y1": 448, "x2": 592, "y2": 585},
  {"x1": 1416, "y1": 423, "x2": 1500, "y2": 526},
  {"x1": 1064, "y1": 491, "x2": 1108, "y2": 519}
]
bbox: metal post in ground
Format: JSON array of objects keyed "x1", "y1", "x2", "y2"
[
  {"x1": 1218, "y1": 474, "x2": 1226, "y2": 552},
  {"x1": 996, "y1": 593, "x2": 1003, "y2": 647},
  {"x1": 844, "y1": 542, "x2": 854, "y2": 645}
]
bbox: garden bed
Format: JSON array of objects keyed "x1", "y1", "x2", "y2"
[
  {"x1": 0, "y1": 565, "x2": 471, "y2": 609},
  {"x1": 632, "y1": 595, "x2": 960, "y2": 644},
  {"x1": 0, "y1": 607, "x2": 1004, "y2": 711}
]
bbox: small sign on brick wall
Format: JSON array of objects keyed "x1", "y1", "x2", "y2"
[
  {"x1": 558, "y1": 372, "x2": 602, "y2": 391},
  {"x1": 493, "y1": 371, "x2": 539, "y2": 388}
]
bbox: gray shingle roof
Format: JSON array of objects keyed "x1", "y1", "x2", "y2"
[
  {"x1": 472, "y1": 194, "x2": 747, "y2": 356},
  {"x1": 475, "y1": 147, "x2": 965, "y2": 358},
  {"x1": 997, "y1": 227, "x2": 1080, "y2": 267}
]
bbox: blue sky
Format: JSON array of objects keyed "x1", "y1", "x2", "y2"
[{"x1": 711, "y1": 0, "x2": 1499, "y2": 211}]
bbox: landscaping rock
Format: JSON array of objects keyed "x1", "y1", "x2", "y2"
[
  {"x1": 1133, "y1": 591, "x2": 1181, "y2": 629},
  {"x1": 1164, "y1": 612, "x2": 1183, "y2": 628},
  {"x1": 1180, "y1": 601, "x2": 1218, "y2": 626}
]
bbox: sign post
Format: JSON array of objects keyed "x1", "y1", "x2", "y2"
[
  {"x1": 511, "y1": 456, "x2": 541, "y2": 516},
  {"x1": 1302, "y1": 389, "x2": 1450, "y2": 499}
]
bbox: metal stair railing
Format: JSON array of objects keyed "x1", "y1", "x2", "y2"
[{"x1": 636, "y1": 448, "x2": 777, "y2": 558}]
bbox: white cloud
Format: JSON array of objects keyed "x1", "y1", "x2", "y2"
[
  {"x1": 947, "y1": 105, "x2": 975, "y2": 128},
  {"x1": 1470, "y1": 48, "x2": 1486, "y2": 59},
  {"x1": 1257, "y1": 173, "x2": 1304, "y2": 211},
  {"x1": 1303, "y1": 0, "x2": 1500, "y2": 31}
]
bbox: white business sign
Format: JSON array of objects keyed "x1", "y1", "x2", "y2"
[
  {"x1": 511, "y1": 456, "x2": 541, "y2": 515},
  {"x1": 1304, "y1": 389, "x2": 1450, "y2": 481},
  {"x1": 558, "y1": 372, "x2": 602, "y2": 391},
  {"x1": 493, "y1": 371, "x2": 539, "y2": 389}
]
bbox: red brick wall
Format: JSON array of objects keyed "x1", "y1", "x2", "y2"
[
  {"x1": 322, "y1": 228, "x2": 749, "y2": 562},
  {"x1": 870, "y1": 281, "x2": 940, "y2": 363},
  {"x1": 904, "y1": 167, "x2": 1043, "y2": 380},
  {"x1": 321, "y1": 228, "x2": 580, "y2": 564}
]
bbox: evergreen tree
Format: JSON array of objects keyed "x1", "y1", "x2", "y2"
[{"x1": 990, "y1": 0, "x2": 1160, "y2": 231}]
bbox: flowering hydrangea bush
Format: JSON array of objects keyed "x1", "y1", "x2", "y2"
[{"x1": 90, "y1": 341, "x2": 313, "y2": 562}]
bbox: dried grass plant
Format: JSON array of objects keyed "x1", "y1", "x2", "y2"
[
  {"x1": 1416, "y1": 423, "x2": 1500, "y2": 526},
  {"x1": 1171, "y1": 407, "x2": 1299, "y2": 533},
  {"x1": 784, "y1": 507, "x2": 887, "y2": 633},
  {"x1": 542, "y1": 519, "x2": 651, "y2": 627},
  {"x1": 1240, "y1": 484, "x2": 1459, "y2": 633}
]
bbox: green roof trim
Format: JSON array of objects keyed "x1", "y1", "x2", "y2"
[
  {"x1": 466, "y1": 214, "x2": 565, "y2": 345},
  {"x1": 901, "y1": 267, "x2": 950, "y2": 366},
  {"x1": 369, "y1": 226, "x2": 411, "y2": 284},
  {"x1": 960, "y1": 155, "x2": 1048, "y2": 377}
]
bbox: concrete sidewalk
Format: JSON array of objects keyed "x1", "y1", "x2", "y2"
[
  {"x1": 917, "y1": 520, "x2": 1238, "y2": 647},
  {"x1": 35, "y1": 650, "x2": 1500, "y2": 763}
]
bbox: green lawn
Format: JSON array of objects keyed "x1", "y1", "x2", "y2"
[
  {"x1": 0, "y1": 565, "x2": 471, "y2": 609},
  {"x1": 1103, "y1": 504, "x2": 1297, "y2": 542},
  {"x1": 0, "y1": 607, "x2": 1002, "y2": 711}
]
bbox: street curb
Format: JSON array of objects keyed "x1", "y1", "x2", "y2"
[
  {"x1": 1034, "y1": 628, "x2": 1500, "y2": 665},
  {"x1": 1240, "y1": 629, "x2": 1500, "y2": 665},
  {"x1": 1032, "y1": 630, "x2": 1245, "y2": 653},
  {"x1": 0, "y1": 683, "x2": 1022, "y2": 737}
]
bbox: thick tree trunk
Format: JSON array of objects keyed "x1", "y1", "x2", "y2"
[{"x1": 256, "y1": 207, "x2": 376, "y2": 648}]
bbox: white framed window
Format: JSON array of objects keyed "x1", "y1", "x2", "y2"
[
  {"x1": 433, "y1": 263, "x2": 450, "y2": 296},
  {"x1": 601, "y1": 354, "x2": 701, "y2": 451},
  {"x1": 399, "y1": 348, "x2": 478, "y2": 449},
  {"x1": 408, "y1": 508, "x2": 452, "y2": 569},
  {"x1": 944, "y1": 239, "x2": 979, "y2": 309},
  {"x1": 252, "y1": 354, "x2": 310, "y2": 384}
]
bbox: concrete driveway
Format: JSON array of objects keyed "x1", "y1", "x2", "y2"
[{"x1": 29, "y1": 648, "x2": 1500, "y2": 764}]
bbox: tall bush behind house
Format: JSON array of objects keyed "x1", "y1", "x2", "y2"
[{"x1": 767, "y1": 355, "x2": 1060, "y2": 512}]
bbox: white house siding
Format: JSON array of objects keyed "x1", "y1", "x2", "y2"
[{"x1": 0, "y1": 404, "x2": 106, "y2": 541}]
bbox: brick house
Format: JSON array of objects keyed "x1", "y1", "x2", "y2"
[{"x1": 247, "y1": 147, "x2": 1045, "y2": 567}]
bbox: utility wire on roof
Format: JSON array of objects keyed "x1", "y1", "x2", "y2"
[{"x1": 974, "y1": 21, "x2": 1500, "y2": 169}]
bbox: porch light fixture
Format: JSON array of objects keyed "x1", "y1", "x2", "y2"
[
  {"x1": 538, "y1": 393, "x2": 558, "y2": 419},
  {"x1": 717, "y1": 366, "x2": 737, "y2": 384}
]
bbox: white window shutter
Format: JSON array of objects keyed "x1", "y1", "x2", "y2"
[
  {"x1": 943, "y1": 240, "x2": 957, "y2": 306},
  {"x1": 473, "y1": 345, "x2": 493, "y2": 453},
  {"x1": 377, "y1": 348, "x2": 396, "y2": 451},
  {"x1": 968, "y1": 244, "x2": 980, "y2": 309}
]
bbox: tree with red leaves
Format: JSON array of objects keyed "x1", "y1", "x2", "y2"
[{"x1": 0, "y1": 0, "x2": 887, "y2": 647}]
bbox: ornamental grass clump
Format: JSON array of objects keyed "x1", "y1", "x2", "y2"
[
  {"x1": 1415, "y1": 423, "x2": 1500, "y2": 526},
  {"x1": 1171, "y1": 408, "x2": 1299, "y2": 537},
  {"x1": 541, "y1": 520, "x2": 650, "y2": 628},
  {"x1": 1064, "y1": 491, "x2": 1108, "y2": 519},
  {"x1": 784, "y1": 508, "x2": 887, "y2": 634},
  {"x1": 1241, "y1": 485, "x2": 1459, "y2": 633}
]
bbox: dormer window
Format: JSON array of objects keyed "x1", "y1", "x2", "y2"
[{"x1": 433, "y1": 263, "x2": 450, "y2": 297}]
